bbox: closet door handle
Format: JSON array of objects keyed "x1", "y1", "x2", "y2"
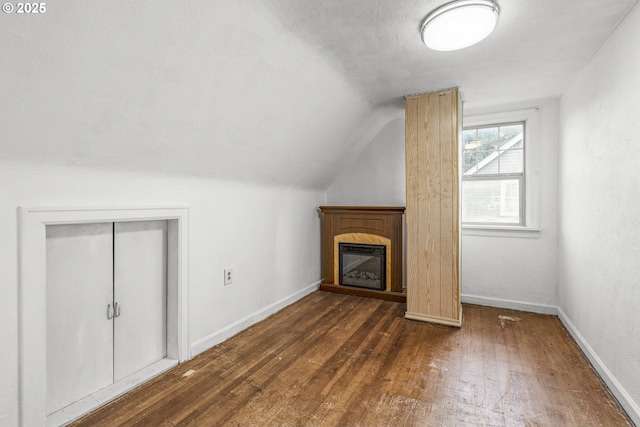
[
  {"x1": 107, "y1": 304, "x2": 114, "y2": 320},
  {"x1": 114, "y1": 301, "x2": 121, "y2": 318}
]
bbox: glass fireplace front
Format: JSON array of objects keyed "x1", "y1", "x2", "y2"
[{"x1": 339, "y1": 243, "x2": 386, "y2": 290}]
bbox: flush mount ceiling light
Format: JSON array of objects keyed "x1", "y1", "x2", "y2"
[{"x1": 421, "y1": 0, "x2": 500, "y2": 51}]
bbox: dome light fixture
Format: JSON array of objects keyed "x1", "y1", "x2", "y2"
[{"x1": 421, "y1": 0, "x2": 500, "y2": 51}]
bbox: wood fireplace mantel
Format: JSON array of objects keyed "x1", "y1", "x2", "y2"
[{"x1": 318, "y1": 206, "x2": 405, "y2": 302}]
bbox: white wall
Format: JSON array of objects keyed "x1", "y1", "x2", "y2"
[
  {"x1": 462, "y1": 100, "x2": 559, "y2": 311},
  {"x1": 0, "y1": 161, "x2": 324, "y2": 426},
  {"x1": 0, "y1": 3, "x2": 376, "y2": 424},
  {"x1": 558, "y1": 3, "x2": 640, "y2": 422},
  {"x1": 326, "y1": 101, "x2": 559, "y2": 311},
  {"x1": 327, "y1": 118, "x2": 405, "y2": 206}
]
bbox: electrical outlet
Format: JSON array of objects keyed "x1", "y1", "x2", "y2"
[{"x1": 224, "y1": 268, "x2": 233, "y2": 286}]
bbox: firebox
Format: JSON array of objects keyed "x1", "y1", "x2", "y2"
[{"x1": 339, "y1": 243, "x2": 386, "y2": 290}]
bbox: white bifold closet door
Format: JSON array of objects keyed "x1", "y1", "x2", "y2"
[
  {"x1": 113, "y1": 220, "x2": 167, "y2": 381},
  {"x1": 46, "y1": 221, "x2": 167, "y2": 416},
  {"x1": 46, "y1": 223, "x2": 114, "y2": 416}
]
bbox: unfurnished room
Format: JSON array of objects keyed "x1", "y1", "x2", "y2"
[{"x1": 1, "y1": 0, "x2": 639, "y2": 426}]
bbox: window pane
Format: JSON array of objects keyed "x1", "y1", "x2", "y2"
[
  {"x1": 462, "y1": 179, "x2": 521, "y2": 224},
  {"x1": 463, "y1": 129, "x2": 478, "y2": 145},
  {"x1": 463, "y1": 151, "x2": 478, "y2": 174},
  {"x1": 477, "y1": 127, "x2": 499, "y2": 150},
  {"x1": 499, "y1": 148, "x2": 523, "y2": 173},
  {"x1": 499, "y1": 124, "x2": 523, "y2": 145},
  {"x1": 474, "y1": 150, "x2": 499, "y2": 175},
  {"x1": 462, "y1": 121, "x2": 525, "y2": 226}
]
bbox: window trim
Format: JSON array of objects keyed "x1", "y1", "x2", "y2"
[{"x1": 462, "y1": 108, "x2": 540, "y2": 234}]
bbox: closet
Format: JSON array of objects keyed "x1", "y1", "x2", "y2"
[{"x1": 45, "y1": 220, "x2": 168, "y2": 415}]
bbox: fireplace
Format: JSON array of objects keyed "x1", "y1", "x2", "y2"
[
  {"x1": 339, "y1": 243, "x2": 386, "y2": 290},
  {"x1": 318, "y1": 206, "x2": 405, "y2": 302}
]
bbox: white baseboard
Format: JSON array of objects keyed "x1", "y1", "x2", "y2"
[
  {"x1": 463, "y1": 295, "x2": 637, "y2": 423},
  {"x1": 558, "y1": 308, "x2": 640, "y2": 426},
  {"x1": 190, "y1": 281, "x2": 320, "y2": 357},
  {"x1": 47, "y1": 358, "x2": 178, "y2": 427},
  {"x1": 461, "y1": 293, "x2": 558, "y2": 315}
]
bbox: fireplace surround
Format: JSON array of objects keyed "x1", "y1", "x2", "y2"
[{"x1": 318, "y1": 206, "x2": 405, "y2": 302}]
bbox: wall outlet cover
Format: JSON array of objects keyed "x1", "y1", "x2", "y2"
[{"x1": 224, "y1": 268, "x2": 233, "y2": 285}]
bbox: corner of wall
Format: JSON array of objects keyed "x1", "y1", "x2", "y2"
[
  {"x1": 557, "y1": 308, "x2": 640, "y2": 425},
  {"x1": 190, "y1": 280, "x2": 320, "y2": 357}
]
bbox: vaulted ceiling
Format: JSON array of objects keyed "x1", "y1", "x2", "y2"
[
  {"x1": 1, "y1": 1, "x2": 637, "y2": 188},
  {"x1": 264, "y1": 0, "x2": 638, "y2": 109}
]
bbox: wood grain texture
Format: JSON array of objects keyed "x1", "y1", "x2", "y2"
[
  {"x1": 405, "y1": 89, "x2": 461, "y2": 325},
  {"x1": 452, "y1": 91, "x2": 462, "y2": 319},
  {"x1": 439, "y1": 91, "x2": 453, "y2": 320},
  {"x1": 405, "y1": 97, "x2": 419, "y2": 315},
  {"x1": 425, "y1": 91, "x2": 442, "y2": 318},
  {"x1": 318, "y1": 283, "x2": 406, "y2": 303},
  {"x1": 318, "y1": 206, "x2": 405, "y2": 294},
  {"x1": 70, "y1": 292, "x2": 632, "y2": 427}
]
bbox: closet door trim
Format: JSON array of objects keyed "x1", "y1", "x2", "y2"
[{"x1": 19, "y1": 206, "x2": 189, "y2": 427}]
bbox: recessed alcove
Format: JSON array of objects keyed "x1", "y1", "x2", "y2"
[{"x1": 19, "y1": 206, "x2": 190, "y2": 426}]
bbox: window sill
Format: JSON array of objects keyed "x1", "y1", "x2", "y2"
[{"x1": 462, "y1": 225, "x2": 541, "y2": 239}]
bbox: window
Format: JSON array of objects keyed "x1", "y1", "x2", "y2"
[{"x1": 462, "y1": 122, "x2": 525, "y2": 225}]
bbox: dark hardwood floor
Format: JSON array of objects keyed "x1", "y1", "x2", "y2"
[{"x1": 72, "y1": 291, "x2": 631, "y2": 426}]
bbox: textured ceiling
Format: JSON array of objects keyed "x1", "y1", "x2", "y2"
[
  {"x1": 264, "y1": 0, "x2": 639, "y2": 109},
  {"x1": 0, "y1": 0, "x2": 638, "y2": 188}
]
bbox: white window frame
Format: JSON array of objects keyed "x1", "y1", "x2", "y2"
[{"x1": 462, "y1": 109, "x2": 541, "y2": 238}]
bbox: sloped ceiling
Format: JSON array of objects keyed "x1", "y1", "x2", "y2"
[
  {"x1": 1, "y1": 0, "x2": 637, "y2": 188},
  {"x1": 264, "y1": 0, "x2": 638, "y2": 109}
]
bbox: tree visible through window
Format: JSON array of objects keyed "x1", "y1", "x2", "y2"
[{"x1": 462, "y1": 122, "x2": 525, "y2": 225}]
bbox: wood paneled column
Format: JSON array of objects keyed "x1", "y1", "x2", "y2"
[{"x1": 405, "y1": 88, "x2": 462, "y2": 327}]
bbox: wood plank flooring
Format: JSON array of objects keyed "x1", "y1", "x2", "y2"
[{"x1": 71, "y1": 292, "x2": 631, "y2": 426}]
